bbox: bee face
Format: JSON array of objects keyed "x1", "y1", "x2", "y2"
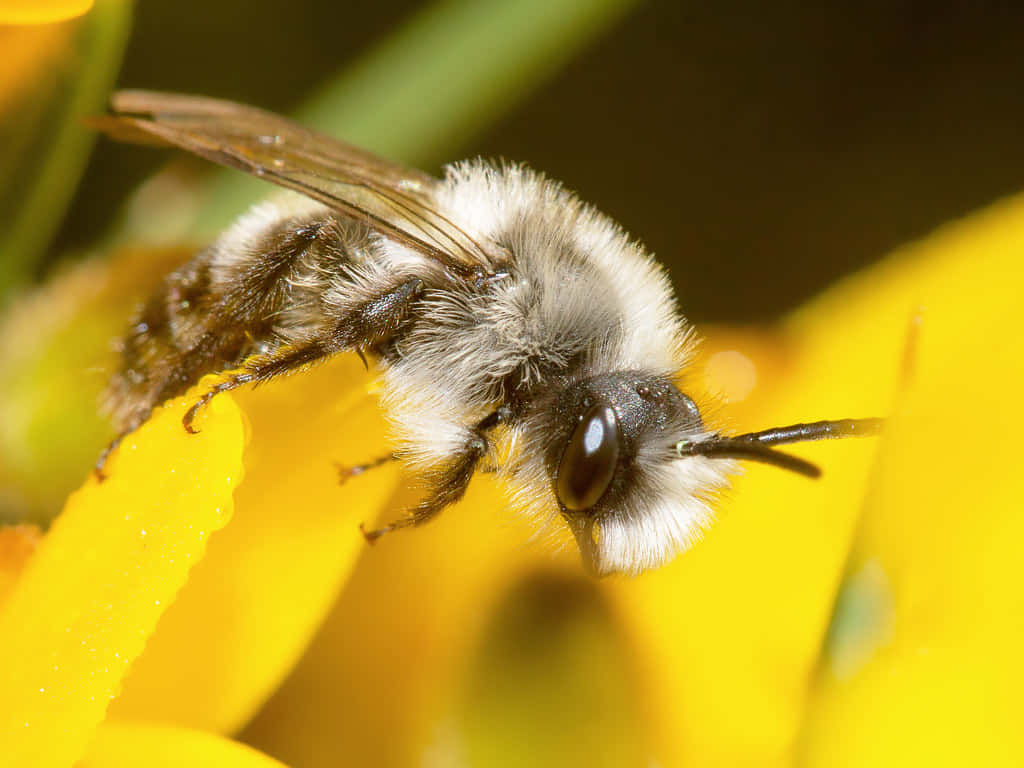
[{"x1": 512, "y1": 371, "x2": 722, "y2": 576}]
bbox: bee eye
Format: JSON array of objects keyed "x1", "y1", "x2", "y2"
[{"x1": 556, "y1": 405, "x2": 620, "y2": 511}]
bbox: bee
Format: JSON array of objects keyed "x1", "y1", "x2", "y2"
[{"x1": 96, "y1": 91, "x2": 881, "y2": 576}]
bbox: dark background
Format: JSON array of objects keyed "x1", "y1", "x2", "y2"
[{"x1": 53, "y1": 0, "x2": 1024, "y2": 322}]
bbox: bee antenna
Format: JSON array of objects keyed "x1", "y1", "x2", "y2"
[{"x1": 674, "y1": 417, "x2": 884, "y2": 479}]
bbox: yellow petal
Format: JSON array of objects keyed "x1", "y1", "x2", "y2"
[
  {"x1": 0, "y1": 0, "x2": 93, "y2": 24},
  {"x1": 109, "y1": 355, "x2": 403, "y2": 733},
  {"x1": 241, "y1": 474, "x2": 576, "y2": 767},
  {"x1": 798, "y1": 192, "x2": 1024, "y2": 765},
  {"x1": 0, "y1": 385, "x2": 244, "y2": 768},
  {"x1": 603, "y1": 332, "x2": 885, "y2": 765},
  {"x1": 614, "y1": 191, "x2": 1024, "y2": 766},
  {"x1": 81, "y1": 722, "x2": 289, "y2": 768}
]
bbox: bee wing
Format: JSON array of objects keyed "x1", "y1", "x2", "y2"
[{"x1": 95, "y1": 90, "x2": 500, "y2": 275}]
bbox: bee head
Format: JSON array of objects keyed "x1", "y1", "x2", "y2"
[
  {"x1": 511, "y1": 370, "x2": 731, "y2": 577},
  {"x1": 505, "y1": 370, "x2": 883, "y2": 576}
]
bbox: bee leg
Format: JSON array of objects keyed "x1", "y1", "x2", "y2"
[
  {"x1": 93, "y1": 434, "x2": 125, "y2": 482},
  {"x1": 93, "y1": 416, "x2": 147, "y2": 482},
  {"x1": 359, "y1": 404, "x2": 514, "y2": 541},
  {"x1": 182, "y1": 339, "x2": 333, "y2": 433},
  {"x1": 360, "y1": 433, "x2": 488, "y2": 543},
  {"x1": 339, "y1": 409, "x2": 510, "y2": 489},
  {"x1": 335, "y1": 453, "x2": 397, "y2": 485},
  {"x1": 182, "y1": 278, "x2": 424, "y2": 433}
]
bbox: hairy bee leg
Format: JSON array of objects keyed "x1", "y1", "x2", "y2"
[
  {"x1": 182, "y1": 341, "x2": 330, "y2": 433},
  {"x1": 93, "y1": 434, "x2": 124, "y2": 482},
  {"x1": 360, "y1": 434, "x2": 487, "y2": 543},
  {"x1": 93, "y1": 417, "x2": 146, "y2": 481},
  {"x1": 335, "y1": 453, "x2": 398, "y2": 485},
  {"x1": 182, "y1": 278, "x2": 424, "y2": 433},
  {"x1": 359, "y1": 404, "x2": 515, "y2": 542}
]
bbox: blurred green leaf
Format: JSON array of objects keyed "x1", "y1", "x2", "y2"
[{"x1": 0, "y1": 0, "x2": 131, "y2": 306}]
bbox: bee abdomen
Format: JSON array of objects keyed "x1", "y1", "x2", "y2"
[{"x1": 105, "y1": 200, "x2": 372, "y2": 432}]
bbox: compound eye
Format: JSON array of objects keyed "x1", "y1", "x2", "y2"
[{"x1": 556, "y1": 404, "x2": 621, "y2": 511}]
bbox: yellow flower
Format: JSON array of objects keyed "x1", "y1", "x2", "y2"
[
  {"x1": 0, "y1": 190, "x2": 1020, "y2": 765},
  {"x1": 4, "y1": 187, "x2": 1019, "y2": 767},
  {"x1": 226, "y1": 191, "x2": 1024, "y2": 767}
]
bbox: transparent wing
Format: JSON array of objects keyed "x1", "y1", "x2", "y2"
[{"x1": 95, "y1": 90, "x2": 501, "y2": 275}]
